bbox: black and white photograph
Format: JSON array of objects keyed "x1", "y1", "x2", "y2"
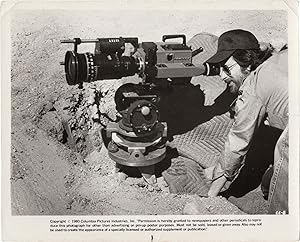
[{"x1": 1, "y1": 0, "x2": 299, "y2": 241}]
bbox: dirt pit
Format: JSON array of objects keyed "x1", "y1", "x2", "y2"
[{"x1": 10, "y1": 10, "x2": 287, "y2": 215}]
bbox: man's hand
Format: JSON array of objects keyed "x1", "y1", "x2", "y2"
[{"x1": 208, "y1": 175, "x2": 227, "y2": 197}]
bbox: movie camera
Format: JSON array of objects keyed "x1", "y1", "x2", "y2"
[{"x1": 61, "y1": 35, "x2": 219, "y2": 180}]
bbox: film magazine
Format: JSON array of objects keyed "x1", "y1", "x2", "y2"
[{"x1": 1, "y1": 0, "x2": 299, "y2": 241}]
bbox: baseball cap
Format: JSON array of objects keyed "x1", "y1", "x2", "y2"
[{"x1": 206, "y1": 29, "x2": 260, "y2": 64}]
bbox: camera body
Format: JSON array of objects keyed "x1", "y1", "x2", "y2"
[{"x1": 61, "y1": 35, "x2": 219, "y2": 169}]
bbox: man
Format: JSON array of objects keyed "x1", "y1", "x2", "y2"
[{"x1": 202, "y1": 29, "x2": 288, "y2": 213}]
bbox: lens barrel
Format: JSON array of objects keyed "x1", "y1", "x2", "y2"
[
  {"x1": 64, "y1": 51, "x2": 88, "y2": 85},
  {"x1": 64, "y1": 51, "x2": 140, "y2": 86}
]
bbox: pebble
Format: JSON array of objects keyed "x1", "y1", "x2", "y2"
[
  {"x1": 78, "y1": 117, "x2": 85, "y2": 126},
  {"x1": 101, "y1": 85, "x2": 110, "y2": 94},
  {"x1": 98, "y1": 104, "x2": 105, "y2": 114},
  {"x1": 87, "y1": 95, "x2": 95, "y2": 105},
  {"x1": 206, "y1": 205, "x2": 213, "y2": 211},
  {"x1": 117, "y1": 172, "x2": 128, "y2": 182},
  {"x1": 147, "y1": 186, "x2": 154, "y2": 192},
  {"x1": 91, "y1": 104, "x2": 99, "y2": 119},
  {"x1": 93, "y1": 164, "x2": 101, "y2": 172}
]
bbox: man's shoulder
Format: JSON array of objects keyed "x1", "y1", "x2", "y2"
[
  {"x1": 251, "y1": 50, "x2": 288, "y2": 89},
  {"x1": 241, "y1": 50, "x2": 288, "y2": 100},
  {"x1": 257, "y1": 49, "x2": 288, "y2": 76}
]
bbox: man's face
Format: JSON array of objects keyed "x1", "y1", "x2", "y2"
[{"x1": 219, "y1": 56, "x2": 250, "y2": 94}]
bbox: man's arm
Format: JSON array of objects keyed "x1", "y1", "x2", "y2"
[{"x1": 208, "y1": 89, "x2": 266, "y2": 196}]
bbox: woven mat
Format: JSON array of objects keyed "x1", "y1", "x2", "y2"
[{"x1": 161, "y1": 33, "x2": 235, "y2": 196}]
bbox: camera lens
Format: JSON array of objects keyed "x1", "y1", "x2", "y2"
[
  {"x1": 64, "y1": 51, "x2": 88, "y2": 85},
  {"x1": 64, "y1": 50, "x2": 140, "y2": 86}
]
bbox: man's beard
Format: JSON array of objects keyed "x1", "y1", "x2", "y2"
[{"x1": 227, "y1": 71, "x2": 250, "y2": 94}]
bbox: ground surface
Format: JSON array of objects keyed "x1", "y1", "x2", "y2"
[{"x1": 9, "y1": 10, "x2": 287, "y2": 215}]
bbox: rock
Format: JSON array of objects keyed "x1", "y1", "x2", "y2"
[
  {"x1": 147, "y1": 186, "x2": 154, "y2": 192},
  {"x1": 54, "y1": 99, "x2": 70, "y2": 111},
  {"x1": 157, "y1": 176, "x2": 168, "y2": 187},
  {"x1": 78, "y1": 117, "x2": 85, "y2": 126},
  {"x1": 98, "y1": 103, "x2": 105, "y2": 114},
  {"x1": 87, "y1": 94, "x2": 95, "y2": 105},
  {"x1": 76, "y1": 109, "x2": 83, "y2": 116},
  {"x1": 117, "y1": 171, "x2": 128, "y2": 182},
  {"x1": 101, "y1": 85, "x2": 110, "y2": 94},
  {"x1": 91, "y1": 104, "x2": 99, "y2": 119},
  {"x1": 183, "y1": 202, "x2": 202, "y2": 215},
  {"x1": 93, "y1": 164, "x2": 101, "y2": 172},
  {"x1": 142, "y1": 175, "x2": 157, "y2": 185},
  {"x1": 206, "y1": 205, "x2": 213, "y2": 211},
  {"x1": 182, "y1": 200, "x2": 210, "y2": 215}
]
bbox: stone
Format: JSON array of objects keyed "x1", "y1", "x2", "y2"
[{"x1": 93, "y1": 164, "x2": 101, "y2": 172}]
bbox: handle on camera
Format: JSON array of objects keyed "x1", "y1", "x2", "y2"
[{"x1": 162, "y1": 34, "x2": 186, "y2": 45}]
